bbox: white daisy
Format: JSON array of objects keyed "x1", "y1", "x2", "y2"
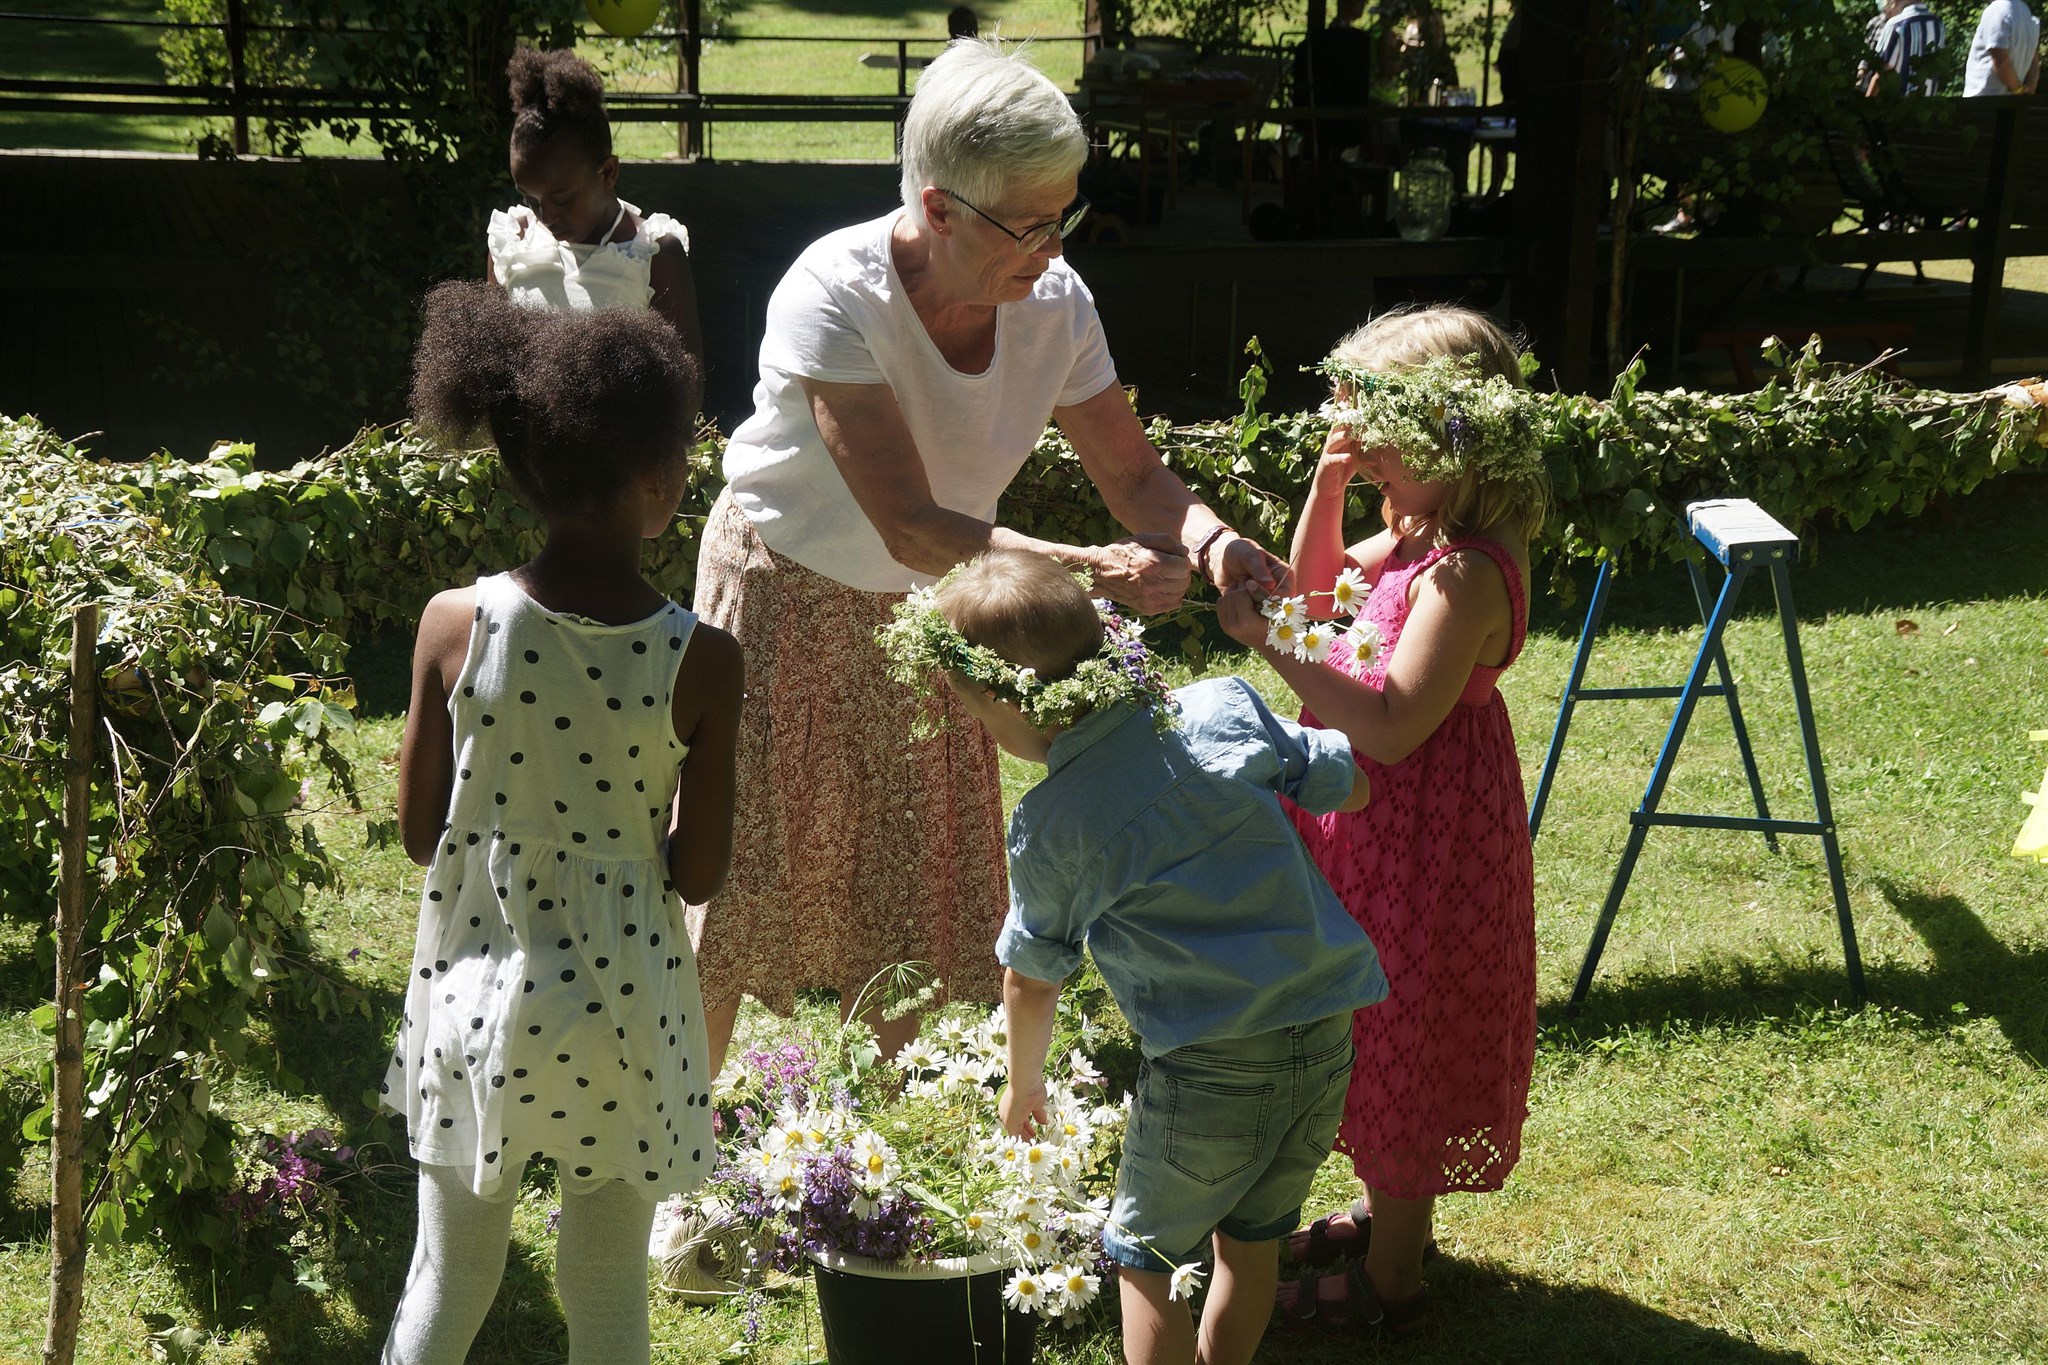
[
  {"x1": 893, "y1": 1039, "x2": 939, "y2": 1075},
  {"x1": 1266, "y1": 616, "x2": 1301, "y2": 655},
  {"x1": 769, "y1": 1161, "x2": 805, "y2": 1213},
  {"x1": 1003, "y1": 1270, "x2": 1045, "y2": 1314},
  {"x1": 1298, "y1": 622, "x2": 1334, "y2": 664},
  {"x1": 849, "y1": 1129, "x2": 897, "y2": 1187},
  {"x1": 1065, "y1": 1194, "x2": 1111, "y2": 1234},
  {"x1": 1064, "y1": 1048, "x2": 1104, "y2": 1088},
  {"x1": 962, "y1": 1208, "x2": 999, "y2": 1245},
  {"x1": 978, "y1": 1005, "x2": 1011, "y2": 1056},
  {"x1": 1260, "y1": 593, "x2": 1308, "y2": 627},
  {"x1": 1014, "y1": 1223, "x2": 1051, "y2": 1261},
  {"x1": 1006, "y1": 1191, "x2": 1050, "y2": 1226},
  {"x1": 1051, "y1": 1262, "x2": 1101, "y2": 1312},
  {"x1": 1168, "y1": 1261, "x2": 1207, "y2": 1302},
  {"x1": 1345, "y1": 617, "x2": 1384, "y2": 663},
  {"x1": 1330, "y1": 566, "x2": 1369, "y2": 614}
]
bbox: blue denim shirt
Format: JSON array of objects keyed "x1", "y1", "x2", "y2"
[{"x1": 997, "y1": 677, "x2": 1389, "y2": 1057}]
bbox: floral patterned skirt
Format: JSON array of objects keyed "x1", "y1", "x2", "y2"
[{"x1": 685, "y1": 492, "x2": 1008, "y2": 1016}]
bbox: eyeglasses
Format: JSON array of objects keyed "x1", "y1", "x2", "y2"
[{"x1": 942, "y1": 190, "x2": 1091, "y2": 253}]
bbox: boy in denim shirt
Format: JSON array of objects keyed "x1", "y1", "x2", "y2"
[{"x1": 891, "y1": 550, "x2": 1388, "y2": 1365}]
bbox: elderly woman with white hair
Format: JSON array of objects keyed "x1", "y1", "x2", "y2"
[{"x1": 689, "y1": 39, "x2": 1287, "y2": 1070}]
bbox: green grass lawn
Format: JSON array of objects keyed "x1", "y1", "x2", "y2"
[
  {"x1": 0, "y1": 0, "x2": 1088, "y2": 160},
  {"x1": 3, "y1": 470, "x2": 2044, "y2": 1362}
]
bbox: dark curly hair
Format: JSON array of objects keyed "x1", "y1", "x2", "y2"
[
  {"x1": 508, "y1": 46, "x2": 611, "y2": 165},
  {"x1": 411, "y1": 281, "x2": 700, "y2": 517}
]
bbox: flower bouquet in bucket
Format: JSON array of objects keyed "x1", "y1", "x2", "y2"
[{"x1": 677, "y1": 986, "x2": 1130, "y2": 1363}]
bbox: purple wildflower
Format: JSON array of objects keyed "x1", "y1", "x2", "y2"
[{"x1": 1444, "y1": 411, "x2": 1474, "y2": 456}]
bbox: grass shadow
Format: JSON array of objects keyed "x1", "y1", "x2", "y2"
[
  {"x1": 1254, "y1": 1255, "x2": 1817, "y2": 1363},
  {"x1": 1877, "y1": 878, "x2": 2047, "y2": 1067},
  {"x1": 1544, "y1": 903, "x2": 2048, "y2": 1070}
]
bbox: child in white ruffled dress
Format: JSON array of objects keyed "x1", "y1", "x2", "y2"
[{"x1": 487, "y1": 47, "x2": 701, "y2": 366}]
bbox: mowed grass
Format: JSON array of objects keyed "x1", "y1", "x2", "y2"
[
  {"x1": 0, "y1": 0, "x2": 1086, "y2": 160},
  {"x1": 1, "y1": 470, "x2": 2045, "y2": 1363}
]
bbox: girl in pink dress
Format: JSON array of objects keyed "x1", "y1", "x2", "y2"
[{"x1": 1216, "y1": 306, "x2": 1546, "y2": 1335}]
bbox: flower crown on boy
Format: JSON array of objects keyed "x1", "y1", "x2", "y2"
[{"x1": 877, "y1": 561, "x2": 1179, "y2": 734}]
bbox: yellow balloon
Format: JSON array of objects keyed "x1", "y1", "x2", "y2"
[
  {"x1": 1697, "y1": 57, "x2": 1767, "y2": 134},
  {"x1": 585, "y1": 0, "x2": 662, "y2": 39}
]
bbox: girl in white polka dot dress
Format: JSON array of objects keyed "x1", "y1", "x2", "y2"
[{"x1": 381, "y1": 281, "x2": 741, "y2": 1365}]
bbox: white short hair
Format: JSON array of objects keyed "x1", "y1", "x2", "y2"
[{"x1": 899, "y1": 38, "x2": 1087, "y2": 225}]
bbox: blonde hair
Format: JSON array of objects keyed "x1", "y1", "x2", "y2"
[
  {"x1": 934, "y1": 550, "x2": 1104, "y2": 682},
  {"x1": 1329, "y1": 305, "x2": 1549, "y2": 544}
]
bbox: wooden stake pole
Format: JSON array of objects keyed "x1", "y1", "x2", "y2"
[{"x1": 43, "y1": 603, "x2": 96, "y2": 1365}]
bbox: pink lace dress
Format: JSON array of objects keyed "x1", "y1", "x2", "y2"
[{"x1": 1289, "y1": 537, "x2": 1537, "y2": 1199}]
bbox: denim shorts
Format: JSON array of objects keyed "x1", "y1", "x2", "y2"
[{"x1": 1101, "y1": 1012, "x2": 1355, "y2": 1273}]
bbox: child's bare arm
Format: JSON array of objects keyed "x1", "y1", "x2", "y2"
[
  {"x1": 1218, "y1": 551, "x2": 1507, "y2": 764},
  {"x1": 397, "y1": 588, "x2": 474, "y2": 867},
  {"x1": 1000, "y1": 968, "x2": 1061, "y2": 1138},
  {"x1": 1292, "y1": 429, "x2": 1403, "y2": 612},
  {"x1": 667, "y1": 623, "x2": 744, "y2": 904}
]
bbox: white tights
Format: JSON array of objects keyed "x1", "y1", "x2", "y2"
[{"x1": 382, "y1": 1162, "x2": 657, "y2": 1365}]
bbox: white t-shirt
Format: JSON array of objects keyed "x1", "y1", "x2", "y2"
[
  {"x1": 721, "y1": 211, "x2": 1120, "y2": 592},
  {"x1": 1964, "y1": 0, "x2": 2041, "y2": 95}
]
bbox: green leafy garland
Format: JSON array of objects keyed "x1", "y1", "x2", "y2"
[
  {"x1": 1315, "y1": 352, "x2": 1550, "y2": 486},
  {"x1": 875, "y1": 570, "x2": 1178, "y2": 735}
]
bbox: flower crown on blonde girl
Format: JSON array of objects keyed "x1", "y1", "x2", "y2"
[
  {"x1": 877, "y1": 568, "x2": 1180, "y2": 733},
  {"x1": 1315, "y1": 351, "x2": 1548, "y2": 488},
  {"x1": 1257, "y1": 350, "x2": 1549, "y2": 665}
]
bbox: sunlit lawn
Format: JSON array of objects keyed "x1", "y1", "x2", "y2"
[{"x1": 3, "y1": 469, "x2": 2044, "y2": 1362}]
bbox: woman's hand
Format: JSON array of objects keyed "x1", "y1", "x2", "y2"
[
  {"x1": 1215, "y1": 582, "x2": 1273, "y2": 651},
  {"x1": 1089, "y1": 533, "x2": 1193, "y2": 615},
  {"x1": 1211, "y1": 534, "x2": 1293, "y2": 596}
]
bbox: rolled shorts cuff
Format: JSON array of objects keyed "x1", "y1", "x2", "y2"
[
  {"x1": 1217, "y1": 1205, "x2": 1305, "y2": 1245},
  {"x1": 1100, "y1": 1222, "x2": 1201, "y2": 1274}
]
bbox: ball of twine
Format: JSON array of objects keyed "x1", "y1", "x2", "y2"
[{"x1": 653, "y1": 1205, "x2": 781, "y2": 1304}]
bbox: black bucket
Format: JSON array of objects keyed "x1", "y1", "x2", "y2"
[{"x1": 811, "y1": 1257, "x2": 1039, "y2": 1365}]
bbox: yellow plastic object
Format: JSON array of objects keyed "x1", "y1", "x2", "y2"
[
  {"x1": 1698, "y1": 57, "x2": 1767, "y2": 134},
  {"x1": 586, "y1": 0, "x2": 662, "y2": 38},
  {"x1": 2016, "y1": 729, "x2": 2048, "y2": 864}
]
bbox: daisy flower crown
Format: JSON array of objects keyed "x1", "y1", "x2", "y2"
[
  {"x1": 877, "y1": 568, "x2": 1180, "y2": 734},
  {"x1": 1259, "y1": 568, "x2": 1385, "y2": 666},
  {"x1": 1317, "y1": 352, "x2": 1548, "y2": 486}
]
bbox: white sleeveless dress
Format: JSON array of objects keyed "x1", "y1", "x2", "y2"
[
  {"x1": 382, "y1": 573, "x2": 716, "y2": 1200},
  {"x1": 486, "y1": 199, "x2": 688, "y2": 313}
]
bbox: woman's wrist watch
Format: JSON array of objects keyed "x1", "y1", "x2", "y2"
[{"x1": 1190, "y1": 524, "x2": 1235, "y2": 588}]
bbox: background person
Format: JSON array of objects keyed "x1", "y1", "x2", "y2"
[
  {"x1": 687, "y1": 39, "x2": 1289, "y2": 1076},
  {"x1": 1963, "y1": 0, "x2": 2041, "y2": 94},
  {"x1": 1868, "y1": 0, "x2": 1947, "y2": 96},
  {"x1": 486, "y1": 47, "x2": 702, "y2": 368}
]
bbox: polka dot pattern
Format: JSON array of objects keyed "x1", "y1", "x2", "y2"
[
  {"x1": 385, "y1": 573, "x2": 715, "y2": 1201},
  {"x1": 1289, "y1": 538, "x2": 1537, "y2": 1201}
]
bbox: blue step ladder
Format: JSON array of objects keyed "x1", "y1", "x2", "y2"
[{"x1": 1529, "y1": 498, "x2": 1866, "y2": 1008}]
